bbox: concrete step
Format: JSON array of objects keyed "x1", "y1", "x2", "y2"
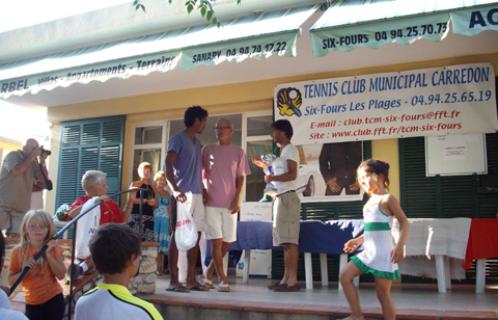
[{"x1": 140, "y1": 278, "x2": 498, "y2": 320}]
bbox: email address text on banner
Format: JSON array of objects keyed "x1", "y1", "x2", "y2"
[{"x1": 274, "y1": 63, "x2": 497, "y2": 145}]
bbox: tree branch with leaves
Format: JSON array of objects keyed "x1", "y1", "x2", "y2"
[{"x1": 133, "y1": 0, "x2": 242, "y2": 26}]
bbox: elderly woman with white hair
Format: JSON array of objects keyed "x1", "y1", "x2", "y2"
[
  {"x1": 69, "y1": 170, "x2": 124, "y2": 224},
  {"x1": 67, "y1": 170, "x2": 125, "y2": 276}
]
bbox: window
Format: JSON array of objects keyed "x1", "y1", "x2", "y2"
[
  {"x1": 245, "y1": 140, "x2": 273, "y2": 201},
  {"x1": 244, "y1": 113, "x2": 273, "y2": 201},
  {"x1": 131, "y1": 123, "x2": 167, "y2": 181},
  {"x1": 169, "y1": 114, "x2": 242, "y2": 146},
  {"x1": 247, "y1": 115, "x2": 273, "y2": 137},
  {"x1": 135, "y1": 126, "x2": 162, "y2": 145}
]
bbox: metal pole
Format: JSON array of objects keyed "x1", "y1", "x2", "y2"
[
  {"x1": 66, "y1": 223, "x2": 77, "y2": 320},
  {"x1": 139, "y1": 188, "x2": 144, "y2": 240}
]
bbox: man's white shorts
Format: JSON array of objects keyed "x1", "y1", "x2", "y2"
[
  {"x1": 205, "y1": 207, "x2": 237, "y2": 243},
  {"x1": 177, "y1": 193, "x2": 206, "y2": 232}
]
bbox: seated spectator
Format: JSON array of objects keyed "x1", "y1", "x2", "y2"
[
  {"x1": 75, "y1": 224, "x2": 163, "y2": 320},
  {"x1": 69, "y1": 170, "x2": 125, "y2": 277},
  {"x1": 70, "y1": 170, "x2": 124, "y2": 225}
]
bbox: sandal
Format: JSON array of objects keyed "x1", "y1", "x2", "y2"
[
  {"x1": 217, "y1": 282, "x2": 230, "y2": 292},
  {"x1": 203, "y1": 279, "x2": 215, "y2": 290},
  {"x1": 273, "y1": 284, "x2": 301, "y2": 292},
  {"x1": 166, "y1": 285, "x2": 190, "y2": 293},
  {"x1": 268, "y1": 281, "x2": 286, "y2": 290},
  {"x1": 188, "y1": 283, "x2": 210, "y2": 291}
]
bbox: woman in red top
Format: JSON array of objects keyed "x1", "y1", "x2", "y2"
[
  {"x1": 68, "y1": 170, "x2": 125, "y2": 276},
  {"x1": 69, "y1": 170, "x2": 124, "y2": 224}
]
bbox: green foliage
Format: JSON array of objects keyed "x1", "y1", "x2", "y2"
[
  {"x1": 133, "y1": 0, "x2": 146, "y2": 12},
  {"x1": 133, "y1": 0, "x2": 242, "y2": 26}
]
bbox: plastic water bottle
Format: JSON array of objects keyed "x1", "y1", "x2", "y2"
[{"x1": 261, "y1": 154, "x2": 277, "y2": 190}]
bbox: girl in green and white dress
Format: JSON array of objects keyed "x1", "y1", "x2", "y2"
[{"x1": 339, "y1": 159, "x2": 410, "y2": 320}]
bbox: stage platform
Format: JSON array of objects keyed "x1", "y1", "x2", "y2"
[
  {"x1": 142, "y1": 276, "x2": 498, "y2": 320},
  {"x1": 8, "y1": 275, "x2": 498, "y2": 319}
]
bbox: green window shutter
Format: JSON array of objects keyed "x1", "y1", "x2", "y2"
[
  {"x1": 272, "y1": 141, "x2": 371, "y2": 281},
  {"x1": 399, "y1": 132, "x2": 498, "y2": 284},
  {"x1": 400, "y1": 134, "x2": 498, "y2": 218},
  {"x1": 399, "y1": 137, "x2": 438, "y2": 217},
  {"x1": 478, "y1": 133, "x2": 498, "y2": 217},
  {"x1": 440, "y1": 175, "x2": 475, "y2": 217},
  {"x1": 56, "y1": 116, "x2": 125, "y2": 209},
  {"x1": 57, "y1": 148, "x2": 80, "y2": 208},
  {"x1": 399, "y1": 137, "x2": 480, "y2": 218}
]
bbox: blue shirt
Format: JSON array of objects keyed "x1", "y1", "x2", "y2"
[{"x1": 167, "y1": 131, "x2": 203, "y2": 194}]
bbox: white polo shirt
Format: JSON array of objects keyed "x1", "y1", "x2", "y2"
[
  {"x1": 272, "y1": 144, "x2": 299, "y2": 194},
  {"x1": 75, "y1": 197, "x2": 101, "y2": 260},
  {"x1": 75, "y1": 283, "x2": 163, "y2": 320}
]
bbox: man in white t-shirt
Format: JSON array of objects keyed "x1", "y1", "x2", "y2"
[{"x1": 253, "y1": 119, "x2": 301, "y2": 292}]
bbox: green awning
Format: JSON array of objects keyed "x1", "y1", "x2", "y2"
[
  {"x1": 0, "y1": 5, "x2": 317, "y2": 98},
  {"x1": 311, "y1": 0, "x2": 498, "y2": 56}
]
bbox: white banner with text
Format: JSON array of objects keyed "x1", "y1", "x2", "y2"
[{"x1": 274, "y1": 63, "x2": 497, "y2": 145}]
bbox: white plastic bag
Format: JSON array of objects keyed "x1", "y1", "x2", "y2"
[
  {"x1": 75, "y1": 197, "x2": 101, "y2": 260},
  {"x1": 175, "y1": 194, "x2": 198, "y2": 251}
]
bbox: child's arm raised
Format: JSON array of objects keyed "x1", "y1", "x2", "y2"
[
  {"x1": 384, "y1": 194, "x2": 409, "y2": 263},
  {"x1": 45, "y1": 240, "x2": 66, "y2": 280}
]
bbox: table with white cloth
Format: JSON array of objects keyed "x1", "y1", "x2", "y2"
[{"x1": 392, "y1": 218, "x2": 471, "y2": 293}]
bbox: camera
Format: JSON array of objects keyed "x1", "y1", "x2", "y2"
[{"x1": 40, "y1": 146, "x2": 51, "y2": 156}]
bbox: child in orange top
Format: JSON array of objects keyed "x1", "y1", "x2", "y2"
[{"x1": 8, "y1": 210, "x2": 66, "y2": 320}]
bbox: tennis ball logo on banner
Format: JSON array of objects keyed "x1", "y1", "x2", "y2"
[{"x1": 277, "y1": 87, "x2": 302, "y2": 117}]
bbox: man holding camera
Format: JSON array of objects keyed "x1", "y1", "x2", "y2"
[
  {"x1": 31, "y1": 146, "x2": 52, "y2": 210},
  {"x1": 0, "y1": 138, "x2": 45, "y2": 235}
]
